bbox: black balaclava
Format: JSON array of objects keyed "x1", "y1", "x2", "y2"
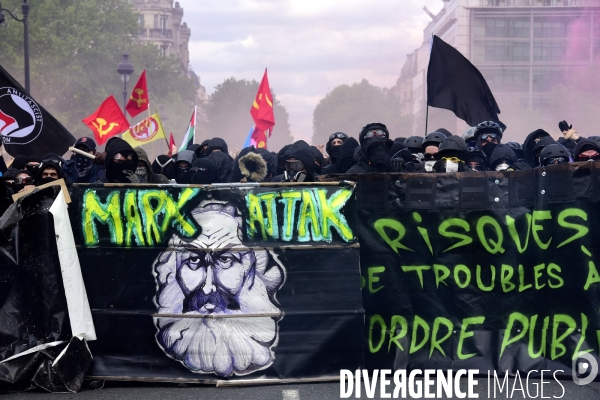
[
  {"x1": 25, "y1": 156, "x2": 42, "y2": 175},
  {"x1": 310, "y1": 146, "x2": 324, "y2": 175},
  {"x1": 175, "y1": 150, "x2": 197, "y2": 184},
  {"x1": 366, "y1": 140, "x2": 392, "y2": 171},
  {"x1": 326, "y1": 132, "x2": 347, "y2": 164},
  {"x1": 481, "y1": 142, "x2": 497, "y2": 160},
  {"x1": 12, "y1": 170, "x2": 33, "y2": 193},
  {"x1": 191, "y1": 158, "x2": 219, "y2": 184},
  {"x1": 11, "y1": 155, "x2": 27, "y2": 170},
  {"x1": 104, "y1": 138, "x2": 138, "y2": 183},
  {"x1": 284, "y1": 147, "x2": 315, "y2": 182},
  {"x1": 152, "y1": 155, "x2": 176, "y2": 180},
  {"x1": 336, "y1": 137, "x2": 359, "y2": 173}
]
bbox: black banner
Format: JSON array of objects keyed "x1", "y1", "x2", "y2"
[
  {"x1": 355, "y1": 164, "x2": 600, "y2": 376},
  {"x1": 71, "y1": 182, "x2": 363, "y2": 381}
]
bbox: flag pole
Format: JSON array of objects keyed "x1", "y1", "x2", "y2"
[
  {"x1": 424, "y1": 105, "x2": 429, "y2": 136},
  {"x1": 156, "y1": 110, "x2": 170, "y2": 153}
]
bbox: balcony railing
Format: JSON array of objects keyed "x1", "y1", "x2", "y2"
[{"x1": 139, "y1": 28, "x2": 173, "y2": 39}]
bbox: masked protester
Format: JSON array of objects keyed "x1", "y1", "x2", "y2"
[
  {"x1": 206, "y1": 151, "x2": 233, "y2": 182},
  {"x1": 573, "y1": 139, "x2": 600, "y2": 162},
  {"x1": 346, "y1": 123, "x2": 394, "y2": 174},
  {"x1": 98, "y1": 138, "x2": 139, "y2": 183},
  {"x1": 152, "y1": 155, "x2": 176, "y2": 181},
  {"x1": 462, "y1": 127, "x2": 477, "y2": 149},
  {"x1": 1, "y1": 168, "x2": 19, "y2": 191},
  {"x1": 466, "y1": 148, "x2": 488, "y2": 172},
  {"x1": 190, "y1": 157, "x2": 220, "y2": 184},
  {"x1": 489, "y1": 144, "x2": 519, "y2": 171},
  {"x1": 275, "y1": 144, "x2": 292, "y2": 176},
  {"x1": 174, "y1": 150, "x2": 196, "y2": 184},
  {"x1": 11, "y1": 155, "x2": 27, "y2": 170},
  {"x1": 24, "y1": 156, "x2": 42, "y2": 176},
  {"x1": 505, "y1": 142, "x2": 524, "y2": 162},
  {"x1": 230, "y1": 147, "x2": 272, "y2": 183},
  {"x1": 532, "y1": 136, "x2": 557, "y2": 167},
  {"x1": 432, "y1": 136, "x2": 469, "y2": 173},
  {"x1": 323, "y1": 132, "x2": 348, "y2": 172},
  {"x1": 37, "y1": 161, "x2": 66, "y2": 186},
  {"x1": 421, "y1": 131, "x2": 447, "y2": 172},
  {"x1": 11, "y1": 170, "x2": 35, "y2": 194},
  {"x1": 283, "y1": 153, "x2": 315, "y2": 183},
  {"x1": 64, "y1": 137, "x2": 105, "y2": 183},
  {"x1": 523, "y1": 129, "x2": 551, "y2": 167},
  {"x1": 195, "y1": 139, "x2": 210, "y2": 158},
  {"x1": 133, "y1": 148, "x2": 169, "y2": 183},
  {"x1": 310, "y1": 146, "x2": 324, "y2": 175},
  {"x1": 473, "y1": 121, "x2": 503, "y2": 161},
  {"x1": 539, "y1": 144, "x2": 570, "y2": 167}
]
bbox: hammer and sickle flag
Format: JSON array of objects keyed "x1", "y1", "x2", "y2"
[
  {"x1": 125, "y1": 69, "x2": 149, "y2": 118},
  {"x1": 250, "y1": 68, "x2": 275, "y2": 137},
  {"x1": 82, "y1": 95, "x2": 129, "y2": 145}
]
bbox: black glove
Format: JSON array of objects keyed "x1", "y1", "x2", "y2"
[{"x1": 558, "y1": 120, "x2": 572, "y2": 132}]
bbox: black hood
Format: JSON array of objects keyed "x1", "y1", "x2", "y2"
[
  {"x1": 489, "y1": 144, "x2": 518, "y2": 168},
  {"x1": 326, "y1": 132, "x2": 347, "y2": 157},
  {"x1": 206, "y1": 151, "x2": 233, "y2": 182},
  {"x1": 191, "y1": 157, "x2": 220, "y2": 184},
  {"x1": 531, "y1": 136, "x2": 557, "y2": 166},
  {"x1": 438, "y1": 136, "x2": 468, "y2": 161},
  {"x1": 152, "y1": 154, "x2": 175, "y2": 180},
  {"x1": 573, "y1": 139, "x2": 600, "y2": 161},
  {"x1": 206, "y1": 137, "x2": 229, "y2": 154},
  {"x1": 12, "y1": 155, "x2": 27, "y2": 170},
  {"x1": 104, "y1": 138, "x2": 138, "y2": 183},
  {"x1": 335, "y1": 137, "x2": 359, "y2": 173},
  {"x1": 284, "y1": 143, "x2": 316, "y2": 181},
  {"x1": 256, "y1": 148, "x2": 277, "y2": 180},
  {"x1": 523, "y1": 129, "x2": 551, "y2": 166},
  {"x1": 37, "y1": 161, "x2": 66, "y2": 184}
]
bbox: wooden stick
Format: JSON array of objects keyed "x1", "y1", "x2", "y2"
[{"x1": 69, "y1": 146, "x2": 96, "y2": 160}]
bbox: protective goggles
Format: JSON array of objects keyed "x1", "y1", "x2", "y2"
[
  {"x1": 329, "y1": 133, "x2": 348, "y2": 141},
  {"x1": 363, "y1": 129, "x2": 388, "y2": 140},
  {"x1": 14, "y1": 176, "x2": 33, "y2": 185},
  {"x1": 285, "y1": 159, "x2": 305, "y2": 171},
  {"x1": 112, "y1": 153, "x2": 134, "y2": 163},
  {"x1": 481, "y1": 133, "x2": 499, "y2": 140},
  {"x1": 191, "y1": 167, "x2": 211, "y2": 174},
  {"x1": 42, "y1": 159, "x2": 63, "y2": 168},
  {"x1": 545, "y1": 157, "x2": 568, "y2": 165}
]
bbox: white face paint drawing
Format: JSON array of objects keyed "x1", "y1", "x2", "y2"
[{"x1": 153, "y1": 201, "x2": 286, "y2": 377}]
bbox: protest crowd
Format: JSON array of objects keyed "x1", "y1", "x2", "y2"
[{"x1": 0, "y1": 117, "x2": 594, "y2": 209}]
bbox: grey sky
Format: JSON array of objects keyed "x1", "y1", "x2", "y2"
[{"x1": 177, "y1": 0, "x2": 442, "y2": 145}]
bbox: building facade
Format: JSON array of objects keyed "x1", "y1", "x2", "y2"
[
  {"x1": 400, "y1": 0, "x2": 600, "y2": 136},
  {"x1": 131, "y1": 0, "x2": 191, "y2": 72}
]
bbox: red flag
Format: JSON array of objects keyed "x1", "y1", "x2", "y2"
[
  {"x1": 168, "y1": 132, "x2": 176, "y2": 156},
  {"x1": 250, "y1": 69, "x2": 275, "y2": 136},
  {"x1": 125, "y1": 70, "x2": 149, "y2": 118},
  {"x1": 82, "y1": 95, "x2": 129, "y2": 145}
]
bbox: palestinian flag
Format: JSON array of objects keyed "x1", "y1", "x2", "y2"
[{"x1": 179, "y1": 107, "x2": 196, "y2": 152}]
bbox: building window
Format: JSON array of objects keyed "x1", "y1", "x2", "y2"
[
  {"x1": 160, "y1": 16, "x2": 168, "y2": 35},
  {"x1": 473, "y1": 17, "x2": 530, "y2": 38},
  {"x1": 480, "y1": 68, "x2": 529, "y2": 93},
  {"x1": 473, "y1": 40, "x2": 530, "y2": 62},
  {"x1": 138, "y1": 14, "x2": 145, "y2": 35},
  {"x1": 160, "y1": 46, "x2": 167, "y2": 57},
  {"x1": 154, "y1": 14, "x2": 158, "y2": 29}
]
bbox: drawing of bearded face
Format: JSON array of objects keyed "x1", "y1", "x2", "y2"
[{"x1": 153, "y1": 201, "x2": 285, "y2": 377}]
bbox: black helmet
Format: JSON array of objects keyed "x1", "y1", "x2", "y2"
[
  {"x1": 540, "y1": 144, "x2": 569, "y2": 166},
  {"x1": 438, "y1": 137, "x2": 467, "y2": 161},
  {"x1": 404, "y1": 136, "x2": 424, "y2": 152},
  {"x1": 474, "y1": 121, "x2": 503, "y2": 140},
  {"x1": 359, "y1": 123, "x2": 389, "y2": 146},
  {"x1": 422, "y1": 131, "x2": 447, "y2": 150},
  {"x1": 506, "y1": 141, "x2": 524, "y2": 160},
  {"x1": 462, "y1": 127, "x2": 477, "y2": 143}
]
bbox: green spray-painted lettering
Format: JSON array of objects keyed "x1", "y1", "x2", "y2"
[
  {"x1": 506, "y1": 213, "x2": 531, "y2": 253},
  {"x1": 476, "y1": 216, "x2": 505, "y2": 254},
  {"x1": 457, "y1": 316, "x2": 485, "y2": 360},
  {"x1": 438, "y1": 218, "x2": 472, "y2": 253},
  {"x1": 557, "y1": 208, "x2": 588, "y2": 248}
]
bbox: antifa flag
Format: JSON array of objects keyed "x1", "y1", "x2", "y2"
[
  {"x1": 427, "y1": 35, "x2": 506, "y2": 130},
  {"x1": 0, "y1": 64, "x2": 75, "y2": 157}
]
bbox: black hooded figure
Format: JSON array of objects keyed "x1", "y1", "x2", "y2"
[
  {"x1": 573, "y1": 139, "x2": 600, "y2": 162},
  {"x1": 325, "y1": 132, "x2": 348, "y2": 166},
  {"x1": 310, "y1": 146, "x2": 324, "y2": 175},
  {"x1": 36, "y1": 161, "x2": 67, "y2": 186},
  {"x1": 282, "y1": 146, "x2": 316, "y2": 182},
  {"x1": 276, "y1": 144, "x2": 292, "y2": 176},
  {"x1": 152, "y1": 154, "x2": 176, "y2": 181},
  {"x1": 100, "y1": 138, "x2": 139, "y2": 183},
  {"x1": 206, "y1": 151, "x2": 233, "y2": 182},
  {"x1": 489, "y1": 144, "x2": 519, "y2": 171},
  {"x1": 473, "y1": 121, "x2": 503, "y2": 160},
  {"x1": 532, "y1": 136, "x2": 557, "y2": 167},
  {"x1": 256, "y1": 148, "x2": 277, "y2": 181},
  {"x1": 190, "y1": 157, "x2": 220, "y2": 184},
  {"x1": 432, "y1": 136, "x2": 469, "y2": 173},
  {"x1": 174, "y1": 150, "x2": 196, "y2": 184},
  {"x1": 523, "y1": 129, "x2": 551, "y2": 168},
  {"x1": 321, "y1": 137, "x2": 359, "y2": 174},
  {"x1": 346, "y1": 123, "x2": 394, "y2": 174},
  {"x1": 466, "y1": 148, "x2": 488, "y2": 172}
]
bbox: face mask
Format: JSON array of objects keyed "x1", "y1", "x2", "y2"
[
  {"x1": 367, "y1": 143, "x2": 392, "y2": 171},
  {"x1": 74, "y1": 154, "x2": 93, "y2": 175},
  {"x1": 424, "y1": 160, "x2": 436, "y2": 172},
  {"x1": 284, "y1": 169, "x2": 307, "y2": 182},
  {"x1": 329, "y1": 145, "x2": 341, "y2": 162},
  {"x1": 107, "y1": 161, "x2": 136, "y2": 183},
  {"x1": 495, "y1": 162, "x2": 510, "y2": 171},
  {"x1": 482, "y1": 143, "x2": 497, "y2": 159},
  {"x1": 38, "y1": 177, "x2": 57, "y2": 186},
  {"x1": 135, "y1": 166, "x2": 149, "y2": 183},
  {"x1": 191, "y1": 171, "x2": 218, "y2": 184},
  {"x1": 445, "y1": 159, "x2": 459, "y2": 173},
  {"x1": 175, "y1": 169, "x2": 192, "y2": 184}
]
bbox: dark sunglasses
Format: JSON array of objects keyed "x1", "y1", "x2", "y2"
[
  {"x1": 545, "y1": 157, "x2": 568, "y2": 165},
  {"x1": 15, "y1": 176, "x2": 33, "y2": 185},
  {"x1": 468, "y1": 164, "x2": 483, "y2": 171},
  {"x1": 191, "y1": 167, "x2": 211, "y2": 174},
  {"x1": 481, "y1": 133, "x2": 499, "y2": 140},
  {"x1": 424, "y1": 153, "x2": 439, "y2": 161},
  {"x1": 285, "y1": 160, "x2": 305, "y2": 171},
  {"x1": 579, "y1": 154, "x2": 600, "y2": 162},
  {"x1": 329, "y1": 133, "x2": 348, "y2": 141},
  {"x1": 363, "y1": 129, "x2": 387, "y2": 140}
]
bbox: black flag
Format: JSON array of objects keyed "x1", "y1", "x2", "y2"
[
  {"x1": 0, "y1": 64, "x2": 75, "y2": 157},
  {"x1": 427, "y1": 35, "x2": 505, "y2": 130}
]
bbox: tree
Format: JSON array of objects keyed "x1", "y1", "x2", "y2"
[
  {"x1": 198, "y1": 78, "x2": 293, "y2": 152},
  {"x1": 311, "y1": 79, "x2": 412, "y2": 145},
  {"x1": 0, "y1": 0, "x2": 196, "y2": 151}
]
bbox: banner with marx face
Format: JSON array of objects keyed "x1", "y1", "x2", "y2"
[{"x1": 71, "y1": 182, "x2": 362, "y2": 382}]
